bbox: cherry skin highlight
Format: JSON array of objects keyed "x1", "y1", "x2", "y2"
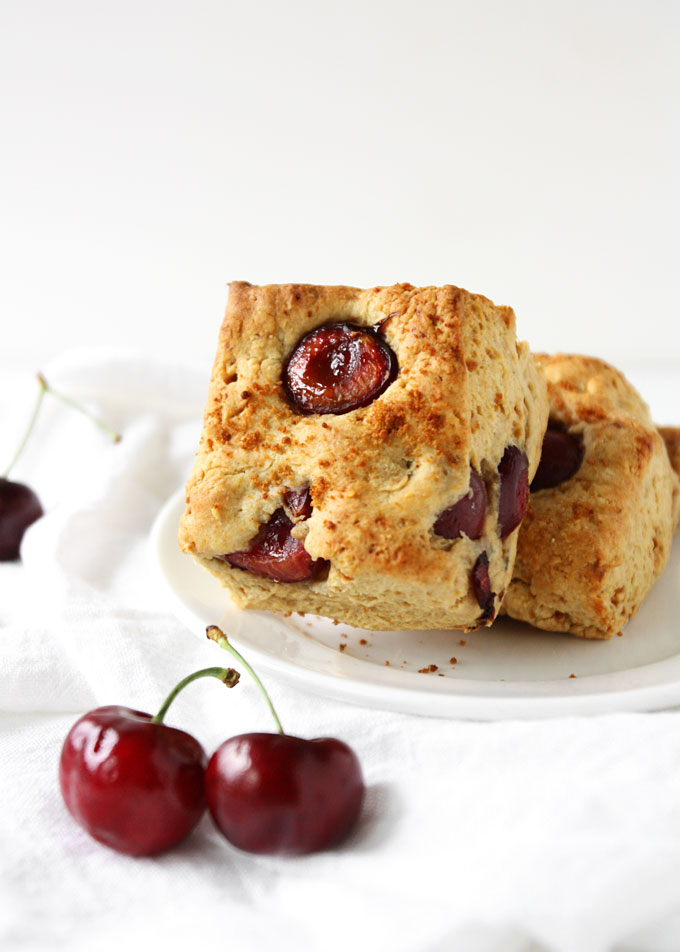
[
  {"x1": 497, "y1": 446, "x2": 529, "y2": 538},
  {"x1": 283, "y1": 322, "x2": 397, "y2": 415},
  {"x1": 205, "y1": 732, "x2": 365, "y2": 855},
  {"x1": 434, "y1": 469, "x2": 487, "y2": 540},
  {"x1": 531, "y1": 427, "x2": 583, "y2": 492},
  {"x1": 0, "y1": 477, "x2": 43, "y2": 561},
  {"x1": 59, "y1": 706, "x2": 207, "y2": 856},
  {"x1": 224, "y1": 508, "x2": 328, "y2": 582}
]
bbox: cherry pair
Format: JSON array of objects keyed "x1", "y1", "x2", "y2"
[{"x1": 59, "y1": 626, "x2": 364, "y2": 857}]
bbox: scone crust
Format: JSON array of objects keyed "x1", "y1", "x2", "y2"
[
  {"x1": 179, "y1": 282, "x2": 548, "y2": 631},
  {"x1": 504, "y1": 354, "x2": 679, "y2": 639}
]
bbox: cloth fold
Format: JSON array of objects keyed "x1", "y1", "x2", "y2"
[{"x1": 2, "y1": 353, "x2": 680, "y2": 952}]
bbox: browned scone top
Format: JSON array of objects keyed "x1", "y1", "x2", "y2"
[
  {"x1": 504, "y1": 354, "x2": 679, "y2": 640},
  {"x1": 179, "y1": 282, "x2": 548, "y2": 631}
]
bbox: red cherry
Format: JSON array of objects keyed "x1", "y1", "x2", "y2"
[
  {"x1": 59, "y1": 705, "x2": 207, "y2": 856},
  {"x1": 0, "y1": 477, "x2": 43, "y2": 560},
  {"x1": 224, "y1": 508, "x2": 328, "y2": 582},
  {"x1": 434, "y1": 469, "x2": 487, "y2": 540},
  {"x1": 205, "y1": 732, "x2": 365, "y2": 855},
  {"x1": 283, "y1": 486, "x2": 313, "y2": 521},
  {"x1": 531, "y1": 427, "x2": 583, "y2": 491},
  {"x1": 471, "y1": 551, "x2": 495, "y2": 622},
  {"x1": 497, "y1": 446, "x2": 529, "y2": 538},
  {"x1": 283, "y1": 322, "x2": 397, "y2": 415}
]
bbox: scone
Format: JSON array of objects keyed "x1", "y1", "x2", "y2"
[
  {"x1": 504, "y1": 354, "x2": 679, "y2": 639},
  {"x1": 179, "y1": 282, "x2": 548, "y2": 631},
  {"x1": 659, "y1": 427, "x2": 680, "y2": 525}
]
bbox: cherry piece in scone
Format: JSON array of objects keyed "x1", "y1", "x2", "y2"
[
  {"x1": 59, "y1": 667, "x2": 238, "y2": 856},
  {"x1": 531, "y1": 427, "x2": 583, "y2": 492},
  {"x1": 283, "y1": 322, "x2": 397, "y2": 415},
  {"x1": 224, "y1": 508, "x2": 327, "y2": 583},
  {"x1": 497, "y1": 446, "x2": 529, "y2": 538},
  {"x1": 283, "y1": 486, "x2": 313, "y2": 521},
  {"x1": 434, "y1": 469, "x2": 487, "y2": 540},
  {"x1": 206, "y1": 733, "x2": 364, "y2": 856},
  {"x1": 206, "y1": 625, "x2": 365, "y2": 856},
  {"x1": 0, "y1": 477, "x2": 43, "y2": 561},
  {"x1": 471, "y1": 551, "x2": 495, "y2": 622}
]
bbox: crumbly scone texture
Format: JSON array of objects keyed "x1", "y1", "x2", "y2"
[
  {"x1": 659, "y1": 426, "x2": 680, "y2": 527},
  {"x1": 504, "y1": 354, "x2": 679, "y2": 640},
  {"x1": 179, "y1": 282, "x2": 548, "y2": 631}
]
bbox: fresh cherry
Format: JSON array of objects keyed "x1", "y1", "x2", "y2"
[
  {"x1": 206, "y1": 733, "x2": 364, "y2": 856},
  {"x1": 497, "y1": 445, "x2": 529, "y2": 538},
  {"x1": 1, "y1": 372, "x2": 119, "y2": 561},
  {"x1": 471, "y1": 551, "x2": 495, "y2": 622},
  {"x1": 223, "y1": 507, "x2": 328, "y2": 582},
  {"x1": 282, "y1": 322, "x2": 397, "y2": 415},
  {"x1": 0, "y1": 477, "x2": 43, "y2": 560},
  {"x1": 59, "y1": 666, "x2": 238, "y2": 856},
  {"x1": 531, "y1": 427, "x2": 583, "y2": 491},
  {"x1": 434, "y1": 468, "x2": 487, "y2": 540},
  {"x1": 206, "y1": 626, "x2": 365, "y2": 855}
]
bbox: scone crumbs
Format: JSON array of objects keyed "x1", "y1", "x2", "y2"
[
  {"x1": 449, "y1": 657, "x2": 457, "y2": 665},
  {"x1": 418, "y1": 664, "x2": 438, "y2": 674}
]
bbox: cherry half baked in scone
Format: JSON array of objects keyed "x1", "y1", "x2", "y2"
[
  {"x1": 283, "y1": 321, "x2": 398, "y2": 415},
  {"x1": 530, "y1": 426, "x2": 584, "y2": 491},
  {"x1": 221, "y1": 487, "x2": 328, "y2": 583}
]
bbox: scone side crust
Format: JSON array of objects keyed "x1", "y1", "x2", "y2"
[{"x1": 505, "y1": 355, "x2": 677, "y2": 639}]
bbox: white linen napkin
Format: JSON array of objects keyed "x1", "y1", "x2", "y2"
[{"x1": 2, "y1": 352, "x2": 680, "y2": 952}]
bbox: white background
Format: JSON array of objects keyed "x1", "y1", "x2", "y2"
[{"x1": 2, "y1": 0, "x2": 679, "y2": 380}]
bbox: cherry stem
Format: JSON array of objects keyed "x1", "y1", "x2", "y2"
[
  {"x1": 2, "y1": 372, "x2": 121, "y2": 480},
  {"x1": 207, "y1": 625, "x2": 285, "y2": 735},
  {"x1": 152, "y1": 665, "x2": 240, "y2": 724}
]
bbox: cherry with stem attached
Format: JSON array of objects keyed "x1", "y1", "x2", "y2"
[
  {"x1": 1, "y1": 372, "x2": 121, "y2": 560},
  {"x1": 205, "y1": 625, "x2": 365, "y2": 855},
  {"x1": 59, "y1": 665, "x2": 240, "y2": 856}
]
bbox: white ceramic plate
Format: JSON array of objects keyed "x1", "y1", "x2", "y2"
[{"x1": 151, "y1": 488, "x2": 680, "y2": 720}]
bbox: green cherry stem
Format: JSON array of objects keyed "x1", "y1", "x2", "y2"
[
  {"x1": 40, "y1": 373, "x2": 122, "y2": 445},
  {"x1": 152, "y1": 666, "x2": 240, "y2": 725},
  {"x1": 2, "y1": 375, "x2": 48, "y2": 479},
  {"x1": 2, "y1": 373, "x2": 121, "y2": 480},
  {"x1": 207, "y1": 625, "x2": 285, "y2": 735}
]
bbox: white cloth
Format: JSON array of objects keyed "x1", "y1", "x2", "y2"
[{"x1": 2, "y1": 353, "x2": 680, "y2": 952}]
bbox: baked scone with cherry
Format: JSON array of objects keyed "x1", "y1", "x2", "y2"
[
  {"x1": 504, "y1": 354, "x2": 679, "y2": 639},
  {"x1": 179, "y1": 282, "x2": 548, "y2": 631}
]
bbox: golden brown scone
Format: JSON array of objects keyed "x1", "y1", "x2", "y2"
[
  {"x1": 504, "y1": 355, "x2": 679, "y2": 639},
  {"x1": 179, "y1": 282, "x2": 548, "y2": 631},
  {"x1": 659, "y1": 427, "x2": 680, "y2": 526}
]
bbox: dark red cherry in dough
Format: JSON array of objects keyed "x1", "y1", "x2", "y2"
[
  {"x1": 531, "y1": 427, "x2": 583, "y2": 492},
  {"x1": 497, "y1": 446, "x2": 529, "y2": 538},
  {"x1": 471, "y1": 552, "x2": 495, "y2": 622},
  {"x1": 434, "y1": 469, "x2": 487, "y2": 540},
  {"x1": 283, "y1": 322, "x2": 397, "y2": 415},
  {"x1": 283, "y1": 486, "x2": 313, "y2": 521},
  {"x1": 224, "y1": 509, "x2": 327, "y2": 583}
]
